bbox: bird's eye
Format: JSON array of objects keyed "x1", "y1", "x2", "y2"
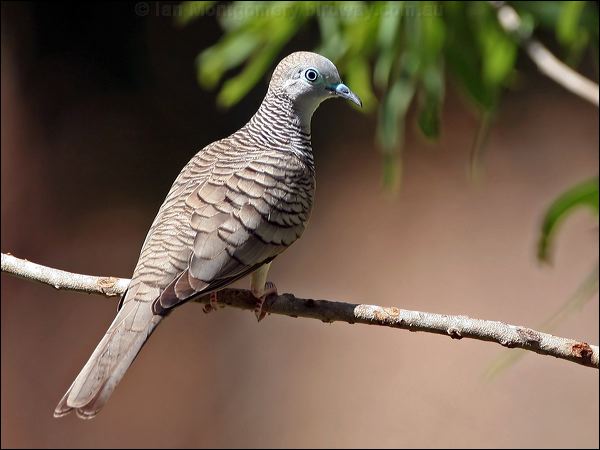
[{"x1": 304, "y1": 68, "x2": 319, "y2": 82}]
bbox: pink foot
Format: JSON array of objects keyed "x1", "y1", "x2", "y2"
[
  {"x1": 254, "y1": 282, "x2": 277, "y2": 322},
  {"x1": 203, "y1": 291, "x2": 219, "y2": 314}
]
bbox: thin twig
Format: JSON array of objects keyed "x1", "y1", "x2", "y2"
[
  {"x1": 2, "y1": 252, "x2": 598, "y2": 369},
  {"x1": 1, "y1": 253, "x2": 129, "y2": 296},
  {"x1": 490, "y1": 1, "x2": 599, "y2": 107}
]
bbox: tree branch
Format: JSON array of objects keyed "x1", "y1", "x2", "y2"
[
  {"x1": 1, "y1": 253, "x2": 130, "y2": 296},
  {"x1": 490, "y1": 1, "x2": 599, "y2": 107},
  {"x1": 2, "y1": 252, "x2": 598, "y2": 369}
]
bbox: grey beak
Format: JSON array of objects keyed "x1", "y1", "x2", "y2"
[{"x1": 332, "y1": 83, "x2": 362, "y2": 107}]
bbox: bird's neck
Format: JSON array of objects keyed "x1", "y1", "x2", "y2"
[
  {"x1": 244, "y1": 91, "x2": 314, "y2": 167},
  {"x1": 255, "y1": 90, "x2": 315, "y2": 133}
]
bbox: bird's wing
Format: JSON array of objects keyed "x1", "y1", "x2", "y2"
[
  {"x1": 120, "y1": 141, "x2": 313, "y2": 314},
  {"x1": 155, "y1": 148, "x2": 313, "y2": 311}
]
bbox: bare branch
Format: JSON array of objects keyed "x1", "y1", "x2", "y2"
[
  {"x1": 2, "y1": 252, "x2": 598, "y2": 369},
  {"x1": 2, "y1": 253, "x2": 129, "y2": 296},
  {"x1": 490, "y1": 1, "x2": 599, "y2": 107}
]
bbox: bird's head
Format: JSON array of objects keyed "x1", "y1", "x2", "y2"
[{"x1": 268, "y1": 52, "x2": 362, "y2": 115}]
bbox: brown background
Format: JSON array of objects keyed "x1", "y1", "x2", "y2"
[{"x1": 2, "y1": 2, "x2": 598, "y2": 448}]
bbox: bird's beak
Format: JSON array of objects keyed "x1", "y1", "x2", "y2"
[{"x1": 329, "y1": 83, "x2": 362, "y2": 107}]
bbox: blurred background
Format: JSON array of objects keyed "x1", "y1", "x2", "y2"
[{"x1": 1, "y1": 1, "x2": 598, "y2": 448}]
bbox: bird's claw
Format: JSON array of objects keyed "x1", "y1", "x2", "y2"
[
  {"x1": 254, "y1": 282, "x2": 277, "y2": 322},
  {"x1": 203, "y1": 291, "x2": 219, "y2": 314}
]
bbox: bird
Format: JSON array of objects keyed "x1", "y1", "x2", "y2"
[{"x1": 54, "y1": 51, "x2": 361, "y2": 419}]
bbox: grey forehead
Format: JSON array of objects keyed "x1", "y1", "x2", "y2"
[
  {"x1": 296, "y1": 56, "x2": 341, "y2": 82},
  {"x1": 270, "y1": 52, "x2": 342, "y2": 88}
]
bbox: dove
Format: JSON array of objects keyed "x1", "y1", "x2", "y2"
[{"x1": 54, "y1": 51, "x2": 361, "y2": 419}]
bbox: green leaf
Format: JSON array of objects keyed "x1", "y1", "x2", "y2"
[
  {"x1": 374, "y1": 1, "x2": 403, "y2": 88},
  {"x1": 512, "y1": 1, "x2": 564, "y2": 30},
  {"x1": 468, "y1": 110, "x2": 494, "y2": 180},
  {"x1": 514, "y1": 0, "x2": 598, "y2": 40},
  {"x1": 446, "y1": 45, "x2": 496, "y2": 110},
  {"x1": 481, "y1": 29, "x2": 517, "y2": 87},
  {"x1": 420, "y1": 2, "x2": 445, "y2": 64},
  {"x1": 374, "y1": 49, "x2": 396, "y2": 90},
  {"x1": 556, "y1": 1, "x2": 590, "y2": 65},
  {"x1": 382, "y1": 152, "x2": 402, "y2": 193},
  {"x1": 337, "y1": 1, "x2": 368, "y2": 26},
  {"x1": 340, "y1": 2, "x2": 379, "y2": 57},
  {"x1": 557, "y1": 1, "x2": 586, "y2": 46},
  {"x1": 316, "y1": 9, "x2": 348, "y2": 61},
  {"x1": 216, "y1": 18, "x2": 301, "y2": 108},
  {"x1": 473, "y1": 4, "x2": 518, "y2": 89},
  {"x1": 377, "y1": 70, "x2": 416, "y2": 190},
  {"x1": 537, "y1": 177, "x2": 599, "y2": 263},
  {"x1": 377, "y1": 74, "x2": 416, "y2": 151},
  {"x1": 218, "y1": 2, "x2": 276, "y2": 32},
  {"x1": 415, "y1": 3, "x2": 445, "y2": 139},
  {"x1": 444, "y1": 3, "x2": 497, "y2": 111},
  {"x1": 174, "y1": 1, "x2": 216, "y2": 28},
  {"x1": 401, "y1": 1, "x2": 424, "y2": 76},
  {"x1": 344, "y1": 57, "x2": 377, "y2": 112},
  {"x1": 377, "y1": 2, "x2": 403, "y2": 49},
  {"x1": 196, "y1": 32, "x2": 262, "y2": 89},
  {"x1": 417, "y1": 63, "x2": 444, "y2": 139}
]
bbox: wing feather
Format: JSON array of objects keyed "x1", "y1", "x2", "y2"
[{"x1": 131, "y1": 141, "x2": 314, "y2": 313}]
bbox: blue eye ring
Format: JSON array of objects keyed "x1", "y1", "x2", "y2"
[{"x1": 304, "y1": 68, "x2": 319, "y2": 82}]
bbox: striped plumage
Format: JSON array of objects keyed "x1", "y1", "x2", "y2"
[{"x1": 54, "y1": 51, "x2": 361, "y2": 419}]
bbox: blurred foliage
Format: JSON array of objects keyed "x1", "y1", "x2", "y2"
[
  {"x1": 538, "y1": 177, "x2": 599, "y2": 264},
  {"x1": 178, "y1": 1, "x2": 598, "y2": 260},
  {"x1": 177, "y1": 1, "x2": 598, "y2": 188}
]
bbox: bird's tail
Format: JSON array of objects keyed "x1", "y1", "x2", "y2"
[{"x1": 54, "y1": 295, "x2": 162, "y2": 419}]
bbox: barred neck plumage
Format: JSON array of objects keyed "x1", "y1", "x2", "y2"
[{"x1": 241, "y1": 90, "x2": 314, "y2": 171}]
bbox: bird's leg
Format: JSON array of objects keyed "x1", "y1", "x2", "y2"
[
  {"x1": 251, "y1": 262, "x2": 277, "y2": 322},
  {"x1": 203, "y1": 291, "x2": 219, "y2": 314},
  {"x1": 253, "y1": 282, "x2": 278, "y2": 322}
]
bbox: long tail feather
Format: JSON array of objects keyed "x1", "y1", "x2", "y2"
[{"x1": 54, "y1": 292, "x2": 161, "y2": 419}]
